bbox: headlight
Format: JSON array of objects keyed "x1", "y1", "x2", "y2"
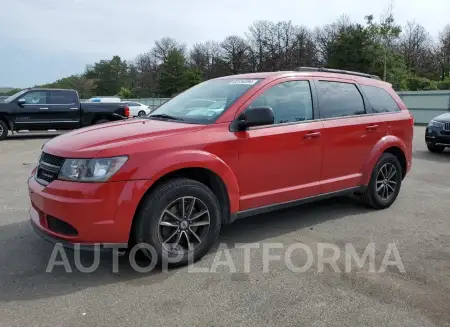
[
  {"x1": 429, "y1": 120, "x2": 444, "y2": 128},
  {"x1": 58, "y1": 156, "x2": 128, "y2": 182}
]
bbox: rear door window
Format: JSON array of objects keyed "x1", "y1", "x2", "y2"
[
  {"x1": 49, "y1": 91, "x2": 77, "y2": 105},
  {"x1": 360, "y1": 85, "x2": 400, "y2": 113},
  {"x1": 316, "y1": 81, "x2": 365, "y2": 119}
]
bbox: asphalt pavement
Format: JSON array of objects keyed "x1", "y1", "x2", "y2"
[{"x1": 0, "y1": 127, "x2": 449, "y2": 327}]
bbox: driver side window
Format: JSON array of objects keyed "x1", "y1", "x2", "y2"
[
  {"x1": 23, "y1": 91, "x2": 47, "y2": 105},
  {"x1": 248, "y1": 80, "x2": 313, "y2": 124}
]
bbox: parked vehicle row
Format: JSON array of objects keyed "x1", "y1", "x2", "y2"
[
  {"x1": 84, "y1": 97, "x2": 152, "y2": 117},
  {"x1": 28, "y1": 67, "x2": 414, "y2": 266},
  {"x1": 0, "y1": 88, "x2": 130, "y2": 140}
]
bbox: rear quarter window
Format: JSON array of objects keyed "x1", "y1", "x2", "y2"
[{"x1": 360, "y1": 85, "x2": 400, "y2": 113}]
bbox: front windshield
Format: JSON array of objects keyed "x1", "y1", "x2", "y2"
[
  {"x1": 149, "y1": 78, "x2": 261, "y2": 124},
  {"x1": 2, "y1": 90, "x2": 27, "y2": 103}
]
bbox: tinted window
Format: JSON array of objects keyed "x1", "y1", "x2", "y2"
[
  {"x1": 316, "y1": 81, "x2": 365, "y2": 119},
  {"x1": 49, "y1": 91, "x2": 77, "y2": 104},
  {"x1": 23, "y1": 91, "x2": 47, "y2": 105},
  {"x1": 361, "y1": 85, "x2": 400, "y2": 113},
  {"x1": 127, "y1": 102, "x2": 140, "y2": 106},
  {"x1": 248, "y1": 80, "x2": 313, "y2": 124}
]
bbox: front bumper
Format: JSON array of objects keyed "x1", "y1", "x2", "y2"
[
  {"x1": 425, "y1": 126, "x2": 450, "y2": 147},
  {"x1": 28, "y1": 176, "x2": 154, "y2": 246}
]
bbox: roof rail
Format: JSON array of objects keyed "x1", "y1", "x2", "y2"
[{"x1": 294, "y1": 67, "x2": 381, "y2": 80}]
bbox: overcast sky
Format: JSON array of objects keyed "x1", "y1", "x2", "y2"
[{"x1": 1, "y1": 0, "x2": 450, "y2": 88}]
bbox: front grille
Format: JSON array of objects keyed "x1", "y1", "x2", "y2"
[
  {"x1": 444, "y1": 122, "x2": 450, "y2": 131},
  {"x1": 35, "y1": 152, "x2": 65, "y2": 186},
  {"x1": 41, "y1": 152, "x2": 65, "y2": 167}
]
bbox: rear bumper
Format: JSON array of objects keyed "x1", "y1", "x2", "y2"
[
  {"x1": 28, "y1": 176, "x2": 154, "y2": 246},
  {"x1": 425, "y1": 127, "x2": 450, "y2": 146}
]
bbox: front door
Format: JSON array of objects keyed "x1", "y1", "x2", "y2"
[
  {"x1": 13, "y1": 90, "x2": 50, "y2": 130},
  {"x1": 236, "y1": 78, "x2": 324, "y2": 211}
]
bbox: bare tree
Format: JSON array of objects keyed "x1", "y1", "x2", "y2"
[
  {"x1": 436, "y1": 24, "x2": 450, "y2": 80},
  {"x1": 314, "y1": 15, "x2": 351, "y2": 65},
  {"x1": 246, "y1": 20, "x2": 272, "y2": 71},
  {"x1": 398, "y1": 21, "x2": 436, "y2": 77},
  {"x1": 153, "y1": 37, "x2": 186, "y2": 64},
  {"x1": 220, "y1": 35, "x2": 250, "y2": 74}
]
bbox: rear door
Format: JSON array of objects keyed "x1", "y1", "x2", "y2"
[
  {"x1": 315, "y1": 78, "x2": 384, "y2": 194},
  {"x1": 48, "y1": 90, "x2": 80, "y2": 129}
]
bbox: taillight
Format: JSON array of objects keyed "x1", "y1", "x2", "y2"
[{"x1": 124, "y1": 106, "x2": 130, "y2": 118}]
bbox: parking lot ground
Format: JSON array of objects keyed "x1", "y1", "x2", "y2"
[{"x1": 0, "y1": 126, "x2": 449, "y2": 327}]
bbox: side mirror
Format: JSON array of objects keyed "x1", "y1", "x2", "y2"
[
  {"x1": 17, "y1": 98, "x2": 26, "y2": 105},
  {"x1": 232, "y1": 106, "x2": 274, "y2": 131}
]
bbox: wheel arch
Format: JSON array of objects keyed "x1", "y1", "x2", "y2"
[
  {"x1": 128, "y1": 165, "x2": 237, "y2": 246},
  {"x1": 362, "y1": 136, "x2": 408, "y2": 185},
  {"x1": 0, "y1": 115, "x2": 11, "y2": 130}
]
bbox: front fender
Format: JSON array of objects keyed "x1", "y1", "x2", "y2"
[
  {"x1": 131, "y1": 150, "x2": 240, "y2": 214},
  {"x1": 361, "y1": 135, "x2": 407, "y2": 185}
]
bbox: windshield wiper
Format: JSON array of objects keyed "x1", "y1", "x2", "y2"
[{"x1": 147, "y1": 114, "x2": 184, "y2": 121}]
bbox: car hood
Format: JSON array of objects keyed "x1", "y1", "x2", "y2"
[
  {"x1": 433, "y1": 112, "x2": 450, "y2": 122},
  {"x1": 43, "y1": 119, "x2": 206, "y2": 158}
]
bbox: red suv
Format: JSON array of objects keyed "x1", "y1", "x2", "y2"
[{"x1": 28, "y1": 67, "x2": 413, "y2": 265}]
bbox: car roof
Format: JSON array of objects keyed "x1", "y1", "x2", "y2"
[
  {"x1": 28, "y1": 88, "x2": 78, "y2": 92},
  {"x1": 215, "y1": 71, "x2": 391, "y2": 88}
]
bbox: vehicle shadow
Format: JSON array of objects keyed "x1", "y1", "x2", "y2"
[
  {"x1": 413, "y1": 149, "x2": 450, "y2": 163},
  {"x1": 6, "y1": 133, "x2": 62, "y2": 141},
  {"x1": 220, "y1": 195, "x2": 370, "y2": 246},
  {"x1": 0, "y1": 195, "x2": 369, "y2": 302}
]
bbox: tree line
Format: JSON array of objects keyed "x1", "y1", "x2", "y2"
[{"x1": 4, "y1": 10, "x2": 450, "y2": 98}]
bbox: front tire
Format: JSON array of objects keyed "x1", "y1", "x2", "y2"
[
  {"x1": 0, "y1": 120, "x2": 8, "y2": 140},
  {"x1": 133, "y1": 178, "x2": 222, "y2": 267},
  {"x1": 361, "y1": 153, "x2": 402, "y2": 209},
  {"x1": 427, "y1": 143, "x2": 445, "y2": 153},
  {"x1": 138, "y1": 110, "x2": 146, "y2": 117}
]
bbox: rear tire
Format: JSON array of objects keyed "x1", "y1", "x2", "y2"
[
  {"x1": 133, "y1": 178, "x2": 222, "y2": 267},
  {"x1": 361, "y1": 153, "x2": 402, "y2": 209},
  {"x1": 427, "y1": 143, "x2": 445, "y2": 153},
  {"x1": 0, "y1": 120, "x2": 8, "y2": 140}
]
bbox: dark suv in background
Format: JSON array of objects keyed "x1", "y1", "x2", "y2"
[{"x1": 425, "y1": 112, "x2": 450, "y2": 152}]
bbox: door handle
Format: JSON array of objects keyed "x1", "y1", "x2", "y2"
[
  {"x1": 304, "y1": 131, "x2": 321, "y2": 139},
  {"x1": 39, "y1": 108, "x2": 49, "y2": 110},
  {"x1": 70, "y1": 107, "x2": 79, "y2": 110},
  {"x1": 366, "y1": 124, "x2": 379, "y2": 131}
]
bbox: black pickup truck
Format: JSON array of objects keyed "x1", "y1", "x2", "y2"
[{"x1": 0, "y1": 88, "x2": 130, "y2": 140}]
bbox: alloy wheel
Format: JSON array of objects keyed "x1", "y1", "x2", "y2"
[
  {"x1": 157, "y1": 196, "x2": 211, "y2": 255},
  {"x1": 376, "y1": 163, "x2": 398, "y2": 201}
]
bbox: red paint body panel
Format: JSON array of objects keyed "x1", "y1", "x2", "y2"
[
  {"x1": 28, "y1": 70, "x2": 413, "y2": 245},
  {"x1": 28, "y1": 176, "x2": 153, "y2": 243},
  {"x1": 236, "y1": 120, "x2": 324, "y2": 210}
]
